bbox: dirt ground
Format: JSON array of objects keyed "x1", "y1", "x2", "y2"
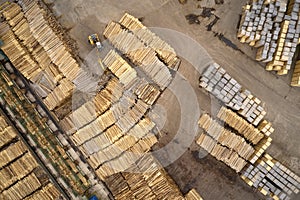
[{"x1": 47, "y1": 0, "x2": 300, "y2": 199}]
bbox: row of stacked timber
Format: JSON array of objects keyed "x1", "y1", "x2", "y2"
[
  {"x1": 200, "y1": 63, "x2": 266, "y2": 126},
  {"x1": 104, "y1": 154, "x2": 186, "y2": 200},
  {"x1": 103, "y1": 14, "x2": 176, "y2": 90},
  {"x1": 0, "y1": 114, "x2": 62, "y2": 200},
  {"x1": 241, "y1": 154, "x2": 300, "y2": 200},
  {"x1": 237, "y1": 0, "x2": 300, "y2": 85},
  {"x1": 118, "y1": 13, "x2": 180, "y2": 68}
]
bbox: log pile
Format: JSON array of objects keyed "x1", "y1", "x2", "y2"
[
  {"x1": 197, "y1": 132, "x2": 247, "y2": 173},
  {"x1": 104, "y1": 21, "x2": 173, "y2": 89},
  {"x1": 241, "y1": 154, "x2": 300, "y2": 200},
  {"x1": 119, "y1": 13, "x2": 179, "y2": 68},
  {"x1": 198, "y1": 113, "x2": 255, "y2": 161},
  {"x1": 237, "y1": 0, "x2": 300, "y2": 83},
  {"x1": 291, "y1": 60, "x2": 300, "y2": 86},
  {"x1": 200, "y1": 63, "x2": 266, "y2": 126},
  {"x1": 217, "y1": 107, "x2": 265, "y2": 144}
]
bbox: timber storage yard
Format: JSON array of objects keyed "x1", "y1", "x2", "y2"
[{"x1": 0, "y1": 0, "x2": 300, "y2": 200}]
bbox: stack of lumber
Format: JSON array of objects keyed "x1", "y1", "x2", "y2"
[
  {"x1": 237, "y1": 0, "x2": 300, "y2": 81},
  {"x1": 103, "y1": 50, "x2": 137, "y2": 87},
  {"x1": 1, "y1": 172, "x2": 42, "y2": 199},
  {"x1": 85, "y1": 116, "x2": 154, "y2": 166},
  {"x1": 71, "y1": 110, "x2": 116, "y2": 146},
  {"x1": 197, "y1": 132, "x2": 247, "y2": 172},
  {"x1": 134, "y1": 81, "x2": 160, "y2": 105},
  {"x1": 103, "y1": 154, "x2": 185, "y2": 200},
  {"x1": 0, "y1": 126, "x2": 17, "y2": 148},
  {"x1": 200, "y1": 63, "x2": 266, "y2": 126},
  {"x1": 0, "y1": 153, "x2": 38, "y2": 191},
  {"x1": 116, "y1": 99, "x2": 149, "y2": 132},
  {"x1": 22, "y1": 1, "x2": 82, "y2": 82},
  {"x1": 291, "y1": 60, "x2": 300, "y2": 86},
  {"x1": 217, "y1": 107, "x2": 265, "y2": 144},
  {"x1": 43, "y1": 78, "x2": 73, "y2": 110},
  {"x1": 23, "y1": 183, "x2": 62, "y2": 200},
  {"x1": 0, "y1": 141, "x2": 27, "y2": 168},
  {"x1": 119, "y1": 13, "x2": 179, "y2": 68},
  {"x1": 110, "y1": 95, "x2": 136, "y2": 120},
  {"x1": 198, "y1": 114, "x2": 255, "y2": 161},
  {"x1": 103, "y1": 21, "x2": 173, "y2": 89},
  {"x1": 185, "y1": 189, "x2": 204, "y2": 200},
  {"x1": 0, "y1": 23, "x2": 41, "y2": 81},
  {"x1": 0, "y1": 114, "x2": 62, "y2": 200},
  {"x1": 241, "y1": 154, "x2": 300, "y2": 200},
  {"x1": 96, "y1": 134, "x2": 158, "y2": 179}
]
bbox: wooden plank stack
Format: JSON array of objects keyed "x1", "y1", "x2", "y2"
[
  {"x1": 237, "y1": 0, "x2": 300, "y2": 83},
  {"x1": 241, "y1": 154, "x2": 300, "y2": 200},
  {"x1": 291, "y1": 60, "x2": 300, "y2": 86},
  {"x1": 103, "y1": 21, "x2": 173, "y2": 90},
  {"x1": 118, "y1": 13, "x2": 180, "y2": 68},
  {"x1": 217, "y1": 107, "x2": 265, "y2": 144},
  {"x1": 200, "y1": 63, "x2": 266, "y2": 126}
]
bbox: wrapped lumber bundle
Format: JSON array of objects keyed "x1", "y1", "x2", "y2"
[
  {"x1": 1, "y1": 172, "x2": 42, "y2": 200},
  {"x1": 0, "y1": 126, "x2": 17, "y2": 149},
  {"x1": 104, "y1": 21, "x2": 173, "y2": 89},
  {"x1": 257, "y1": 120, "x2": 274, "y2": 137},
  {"x1": 0, "y1": 141, "x2": 27, "y2": 168},
  {"x1": 0, "y1": 153, "x2": 38, "y2": 191},
  {"x1": 0, "y1": 24, "x2": 41, "y2": 81},
  {"x1": 43, "y1": 78, "x2": 73, "y2": 110},
  {"x1": 238, "y1": 0, "x2": 300, "y2": 80},
  {"x1": 217, "y1": 107, "x2": 265, "y2": 144},
  {"x1": 119, "y1": 13, "x2": 179, "y2": 68},
  {"x1": 24, "y1": 183, "x2": 62, "y2": 200},
  {"x1": 249, "y1": 136, "x2": 272, "y2": 164},
  {"x1": 116, "y1": 99, "x2": 150, "y2": 132},
  {"x1": 134, "y1": 81, "x2": 161, "y2": 105},
  {"x1": 291, "y1": 60, "x2": 300, "y2": 86},
  {"x1": 200, "y1": 63, "x2": 266, "y2": 126},
  {"x1": 185, "y1": 188, "x2": 203, "y2": 200},
  {"x1": 241, "y1": 154, "x2": 300, "y2": 200},
  {"x1": 103, "y1": 50, "x2": 138, "y2": 87},
  {"x1": 22, "y1": 1, "x2": 82, "y2": 82}
]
